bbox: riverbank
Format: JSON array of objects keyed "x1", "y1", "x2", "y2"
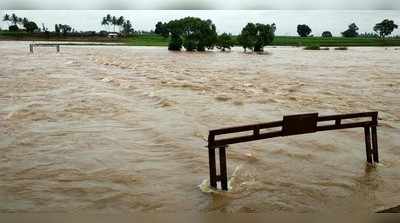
[{"x1": 2, "y1": 31, "x2": 400, "y2": 47}]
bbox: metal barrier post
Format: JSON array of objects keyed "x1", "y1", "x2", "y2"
[
  {"x1": 219, "y1": 146, "x2": 228, "y2": 191},
  {"x1": 364, "y1": 127, "x2": 373, "y2": 164}
]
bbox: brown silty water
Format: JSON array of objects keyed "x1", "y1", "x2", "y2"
[{"x1": 0, "y1": 41, "x2": 399, "y2": 212}]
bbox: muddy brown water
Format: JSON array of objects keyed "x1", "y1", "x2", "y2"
[{"x1": 0, "y1": 41, "x2": 399, "y2": 212}]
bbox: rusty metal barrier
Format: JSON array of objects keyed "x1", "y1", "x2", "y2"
[{"x1": 207, "y1": 112, "x2": 379, "y2": 191}]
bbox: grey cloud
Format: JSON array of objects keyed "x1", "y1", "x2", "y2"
[{"x1": 1, "y1": 0, "x2": 399, "y2": 9}]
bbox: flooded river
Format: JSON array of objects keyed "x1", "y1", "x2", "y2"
[{"x1": 0, "y1": 41, "x2": 399, "y2": 212}]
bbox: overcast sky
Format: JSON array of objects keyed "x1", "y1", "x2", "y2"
[{"x1": 2, "y1": 0, "x2": 400, "y2": 10}]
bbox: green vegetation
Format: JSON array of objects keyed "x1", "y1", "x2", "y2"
[
  {"x1": 3, "y1": 13, "x2": 39, "y2": 33},
  {"x1": 153, "y1": 17, "x2": 218, "y2": 51},
  {"x1": 125, "y1": 34, "x2": 169, "y2": 46},
  {"x1": 374, "y1": 19, "x2": 398, "y2": 38},
  {"x1": 304, "y1": 45, "x2": 321, "y2": 50},
  {"x1": 101, "y1": 14, "x2": 134, "y2": 35},
  {"x1": 216, "y1": 33, "x2": 234, "y2": 51},
  {"x1": 322, "y1": 31, "x2": 333, "y2": 38},
  {"x1": 342, "y1": 23, "x2": 359, "y2": 37},
  {"x1": 55, "y1": 24, "x2": 72, "y2": 36},
  {"x1": 1, "y1": 12, "x2": 400, "y2": 48},
  {"x1": 297, "y1": 24, "x2": 312, "y2": 37},
  {"x1": 270, "y1": 36, "x2": 400, "y2": 47},
  {"x1": 237, "y1": 23, "x2": 276, "y2": 52},
  {"x1": 2, "y1": 31, "x2": 400, "y2": 47}
]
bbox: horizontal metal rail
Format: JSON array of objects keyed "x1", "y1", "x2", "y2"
[
  {"x1": 207, "y1": 112, "x2": 379, "y2": 191},
  {"x1": 29, "y1": 43, "x2": 60, "y2": 53}
]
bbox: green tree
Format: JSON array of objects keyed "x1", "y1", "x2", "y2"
[
  {"x1": 3, "y1": 14, "x2": 10, "y2": 24},
  {"x1": 168, "y1": 33, "x2": 183, "y2": 51},
  {"x1": 11, "y1": 13, "x2": 19, "y2": 25},
  {"x1": 297, "y1": 24, "x2": 312, "y2": 37},
  {"x1": 101, "y1": 17, "x2": 109, "y2": 31},
  {"x1": 55, "y1": 24, "x2": 60, "y2": 34},
  {"x1": 23, "y1": 21, "x2": 38, "y2": 33},
  {"x1": 122, "y1": 20, "x2": 133, "y2": 35},
  {"x1": 238, "y1": 23, "x2": 257, "y2": 52},
  {"x1": 238, "y1": 23, "x2": 276, "y2": 52},
  {"x1": 117, "y1": 16, "x2": 125, "y2": 32},
  {"x1": 322, "y1": 31, "x2": 333, "y2": 38},
  {"x1": 22, "y1": 17, "x2": 28, "y2": 25},
  {"x1": 57, "y1": 24, "x2": 72, "y2": 36},
  {"x1": 342, "y1": 23, "x2": 359, "y2": 38},
  {"x1": 101, "y1": 15, "x2": 125, "y2": 33},
  {"x1": 155, "y1": 22, "x2": 169, "y2": 37},
  {"x1": 3, "y1": 14, "x2": 11, "y2": 25},
  {"x1": 162, "y1": 17, "x2": 218, "y2": 52},
  {"x1": 216, "y1": 33, "x2": 234, "y2": 51},
  {"x1": 374, "y1": 19, "x2": 398, "y2": 38},
  {"x1": 8, "y1": 25, "x2": 19, "y2": 32},
  {"x1": 112, "y1": 16, "x2": 117, "y2": 32}
]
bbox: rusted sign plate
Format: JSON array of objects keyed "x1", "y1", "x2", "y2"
[{"x1": 282, "y1": 113, "x2": 318, "y2": 136}]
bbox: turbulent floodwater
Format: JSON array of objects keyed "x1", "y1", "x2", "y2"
[{"x1": 0, "y1": 41, "x2": 399, "y2": 213}]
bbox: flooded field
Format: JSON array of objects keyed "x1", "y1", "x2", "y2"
[{"x1": 0, "y1": 41, "x2": 399, "y2": 212}]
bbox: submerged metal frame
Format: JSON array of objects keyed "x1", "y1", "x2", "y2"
[
  {"x1": 29, "y1": 44, "x2": 60, "y2": 53},
  {"x1": 207, "y1": 112, "x2": 379, "y2": 191}
]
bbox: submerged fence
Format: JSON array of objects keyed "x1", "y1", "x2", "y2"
[{"x1": 207, "y1": 112, "x2": 379, "y2": 191}]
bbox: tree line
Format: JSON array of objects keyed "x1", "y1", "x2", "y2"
[
  {"x1": 101, "y1": 14, "x2": 133, "y2": 35},
  {"x1": 1, "y1": 13, "x2": 135, "y2": 37},
  {"x1": 297, "y1": 20, "x2": 398, "y2": 38},
  {"x1": 3, "y1": 13, "x2": 39, "y2": 33},
  {"x1": 154, "y1": 17, "x2": 275, "y2": 52},
  {"x1": 2, "y1": 12, "x2": 399, "y2": 50}
]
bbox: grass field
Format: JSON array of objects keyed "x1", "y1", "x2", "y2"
[
  {"x1": 1, "y1": 31, "x2": 400, "y2": 47},
  {"x1": 270, "y1": 36, "x2": 400, "y2": 47},
  {"x1": 126, "y1": 35, "x2": 400, "y2": 47}
]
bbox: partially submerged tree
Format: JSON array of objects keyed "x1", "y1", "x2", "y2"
[
  {"x1": 160, "y1": 17, "x2": 218, "y2": 52},
  {"x1": 322, "y1": 31, "x2": 333, "y2": 38},
  {"x1": 374, "y1": 19, "x2": 398, "y2": 38},
  {"x1": 168, "y1": 33, "x2": 183, "y2": 51},
  {"x1": 297, "y1": 24, "x2": 312, "y2": 37},
  {"x1": 342, "y1": 23, "x2": 359, "y2": 38},
  {"x1": 238, "y1": 23, "x2": 276, "y2": 52},
  {"x1": 216, "y1": 33, "x2": 234, "y2": 51}
]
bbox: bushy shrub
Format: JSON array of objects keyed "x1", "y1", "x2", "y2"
[
  {"x1": 342, "y1": 23, "x2": 359, "y2": 38},
  {"x1": 99, "y1": 30, "x2": 108, "y2": 37},
  {"x1": 297, "y1": 24, "x2": 312, "y2": 37},
  {"x1": 23, "y1": 21, "x2": 38, "y2": 33},
  {"x1": 322, "y1": 31, "x2": 333, "y2": 38},
  {"x1": 8, "y1": 25, "x2": 19, "y2": 32}
]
